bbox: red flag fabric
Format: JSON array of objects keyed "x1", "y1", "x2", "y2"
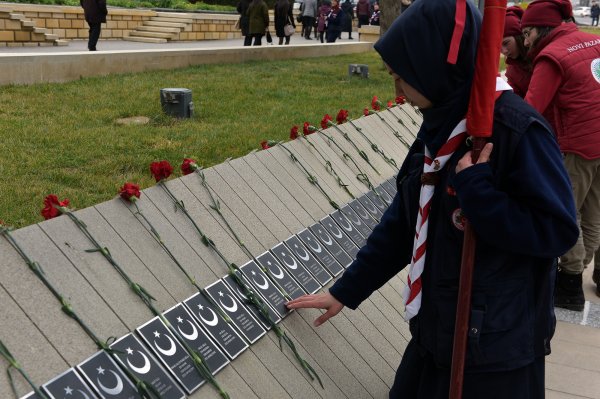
[{"x1": 466, "y1": 0, "x2": 507, "y2": 137}]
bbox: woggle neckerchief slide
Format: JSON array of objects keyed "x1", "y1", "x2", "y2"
[{"x1": 448, "y1": 0, "x2": 507, "y2": 398}]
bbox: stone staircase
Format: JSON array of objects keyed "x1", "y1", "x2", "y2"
[
  {"x1": 124, "y1": 12, "x2": 193, "y2": 43},
  {"x1": 0, "y1": 9, "x2": 68, "y2": 46}
]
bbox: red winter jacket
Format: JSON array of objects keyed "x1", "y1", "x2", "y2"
[
  {"x1": 505, "y1": 58, "x2": 531, "y2": 98},
  {"x1": 356, "y1": 0, "x2": 370, "y2": 16},
  {"x1": 527, "y1": 23, "x2": 600, "y2": 160}
]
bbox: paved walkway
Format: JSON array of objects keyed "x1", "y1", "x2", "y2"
[{"x1": 0, "y1": 34, "x2": 360, "y2": 53}]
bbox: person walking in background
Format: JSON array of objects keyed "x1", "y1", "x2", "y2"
[
  {"x1": 245, "y1": 0, "x2": 269, "y2": 46},
  {"x1": 325, "y1": 0, "x2": 344, "y2": 42},
  {"x1": 591, "y1": 1, "x2": 599, "y2": 26},
  {"x1": 501, "y1": 6, "x2": 531, "y2": 98},
  {"x1": 317, "y1": 0, "x2": 331, "y2": 43},
  {"x1": 80, "y1": 0, "x2": 107, "y2": 51},
  {"x1": 274, "y1": 0, "x2": 295, "y2": 45},
  {"x1": 302, "y1": 0, "x2": 318, "y2": 39},
  {"x1": 356, "y1": 0, "x2": 370, "y2": 28},
  {"x1": 340, "y1": 0, "x2": 354, "y2": 39},
  {"x1": 237, "y1": 0, "x2": 251, "y2": 45},
  {"x1": 287, "y1": 0, "x2": 578, "y2": 396},
  {"x1": 522, "y1": 0, "x2": 600, "y2": 312},
  {"x1": 369, "y1": 2, "x2": 380, "y2": 25}
]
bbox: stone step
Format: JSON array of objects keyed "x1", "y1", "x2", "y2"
[
  {"x1": 137, "y1": 25, "x2": 181, "y2": 34},
  {"x1": 128, "y1": 30, "x2": 174, "y2": 39},
  {"x1": 145, "y1": 20, "x2": 187, "y2": 28},
  {"x1": 54, "y1": 39, "x2": 69, "y2": 46},
  {"x1": 123, "y1": 35, "x2": 168, "y2": 43},
  {"x1": 33, "y1": 27, "x2": 48, "y2": 34},
  {"x1": 9, "y1": 12, "x2": 24, "y2": 20},
  {"x1": 45, "y1": 33, "x2": 59, "y2": 40},
  {"x1": 21, "y1": 20, "x2": 35, "y2": 27},
  {"x1": 151, "y1": 16, "x2": 194, "y2": 24},
  {"x1": 156, "y1": 11, "x2": 193, "y2": 18}
]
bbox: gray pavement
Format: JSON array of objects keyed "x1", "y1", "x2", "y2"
[{"x1": 0, "y1": 33, "x2": 360, "y2": 53}]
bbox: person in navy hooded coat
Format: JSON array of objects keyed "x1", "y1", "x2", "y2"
[{"x1": 287, "y1": 0, "x2": 578, "y2": 397}]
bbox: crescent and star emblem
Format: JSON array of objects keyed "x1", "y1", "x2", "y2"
[
  {"x1": 197, "y1": 305, "x2": 219, "y2": 327},
  {"x1": 293, "y1": 244, "x2": 311, "y2": 261},
  {"x1": 355, "y1": 205, "x2": 369, "y2": 219},
  {"x1": 251, "y1": 271, "x2": 270, "y2": 290},
  {"x1": 77, "y1": 389, "x2": 91, "y2": 399},
  {"x1": 336, "y1": 216, "x2": 353, "y2": 232},
  {"x1": 178, "y1": 319, "x2": 200, "y2": 340},
  {"x1": 363, "y1": 201, "x2": 377, "y2": 214},
  {"x1": 219, "y1": 291, "x2": 239, "y2": 313},
  {"x1": 126, "y1": 350, "x2": 152, "y2": 375},
  {"x1": 305, "y1": 236, "x2": 322, "y2": 253},
  {"x1": 269, "y1": 262, "x2": 286, "y2": 278},
  {"x1": 280, "y1": 252, "x2": 298, "y2": 270},
  {"x1": 154, "y1": 332, "x2": 177, "y2": 357},
  {"x1": 326, "y1": 222, "x2": 344, "y2": 238},
  {"x1": 97, "y1": 369, "x2": 124, "y2": 396},
  {"x1": 316, "y1": 229, "x2": 334, "y2": 246}
]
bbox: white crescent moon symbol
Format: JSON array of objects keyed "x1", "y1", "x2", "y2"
[
  {"x1": 364, "y1": 201, "x2": 377, "y2": 213},
  {"x1": 178, "y1": 319, "x2": 200, "y2": 340},
  {"x1": 77, "y1": 389, "x2": 91, "y2": 399},
  {"x1": 305, "y1": 237, "x2": 322, "y2": 253},
  {"x1": 252, "y1": 273, "x2": 270, "y2": 290},
  {"x1": 197, "y1": 307, "x2": 219, "y2": 327},
  {"x1": 154, "y1": 334, "x2": 177, "y2": 357},
  {"x1": 219, "y1": 294, "x2": 238, "y2": 313},
  {"x1": 317, "y1": 229, "x2": 334, "y2": 246},
  {"x1": 355, "y1": 206, "x2": 369, "y2": 219},
  {"x1": 269, "y1": 262, "x2": 286, "y2": 278},
  {"x1": 97, "y1": 370, "x2": 124, "y2": 396},
  {"x1": 294, "y1": 245, "x2": 311, "y2": 261},
  {"x1": 127, "y1": 351, "x2": 151, "y2": 375},
  {"x1": 336, "y1": 216, "x2": 353, "y2": 232},
  {"x1": 326, "y1": 222, "x2": 344, "y2": 238},
  {"x1": 280, "y1": 254, "x2": 298, "y2": 270},
  {"x1": 375, "y1": 199, "x2": 386, "y2": 209}
]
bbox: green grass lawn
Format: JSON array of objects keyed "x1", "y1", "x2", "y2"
[{"x1": 0, "y1": 51, "x2": 396, "y2": 228}]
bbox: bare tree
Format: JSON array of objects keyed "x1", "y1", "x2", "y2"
[{"x1": 379, "y1": 0, "x2": 402, "y2": 36}]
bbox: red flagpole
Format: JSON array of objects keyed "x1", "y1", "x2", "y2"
[{"x1": 449, "y1": 0, "x2": 506, "y2": 398}]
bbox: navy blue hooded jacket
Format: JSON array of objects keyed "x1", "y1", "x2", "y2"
[{"x1": 329, "y1": 0, "x2": 578, "y2": 372}]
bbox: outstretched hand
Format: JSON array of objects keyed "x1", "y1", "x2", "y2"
[
  {"x1": 286, "y1": 293, "x2": 344, "y2": 327},
  {"x1": 456, "y1": 142, "x2": 493, "y2": 174}
]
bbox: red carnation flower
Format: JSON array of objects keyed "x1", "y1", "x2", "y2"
[
  {"x1": 261, "y1": 140, "x2": 270, "y2": 150},
  {"x1": 363, "y1": 108, "x2": 371, "y2": 116},
  {"x1": 336, "y1": 109, "x2": 349, "y2": 124},
  {"x1": 371, "y1": 96, "x2": 381, "y2": 111},
  {"x1": 395, "y1": 95, "x2": 406, "y2": 105},
  {"x1": 181, "y1": 158, "x2": 199, "y2": 175},
  {"x1": 41, "y1": 194, "x2": 70, "y2": 220},
  {"x1": 119, "y1": 182, "x2": 141, "y2": 202},
  {"x1": 387, "y1": 100, "x2": 393, "y2": 108},
  {"x1": 150, "y1": 160, "x2": 173, "y2": 182},
  {"x1": 303, "y1": 122, "x2": 317, "y2": 135},
  {"x1": 321, "y1": 114, "x2": 333, "y2": 130},
  {"x1": 290, "y1": 126, "x2": 299, "y2": 140}
]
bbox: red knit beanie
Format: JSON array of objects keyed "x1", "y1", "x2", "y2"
[
  {"x1": 504, "y1": 6, "x2": 524, "y2": 37},
  {"x1": 521, "y1": 0, "x2": 572, "y2": 28}
]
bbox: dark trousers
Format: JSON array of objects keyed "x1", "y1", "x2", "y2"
[
  {"x1": 326, "y1": 30, "x2": 338, "y2": 43},
  {"x1": 278, "y1": 35, "x2": 290, "y2": 45},
  {"x1": 244, "y1": 34, "x2": 263, "y2": 46},
  {"x1": 87, "y1": 22, "x2": 101, "y2": 51},
  {"x1": 302, "y1": 16, "x2": 315, "y2": 38},
  {"x1": 358, "y1": 14, "x2": 369, "y2": 27},
  {"x1": 592, "y1": 17, "x2": 599, "y2": 26},
  {"x1": 389, "y1": 340, "x2": 545, "y2": 399}
]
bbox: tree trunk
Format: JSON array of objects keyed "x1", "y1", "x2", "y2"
[{"x1": 379, "y1": 0, "x2": 402, "y2": 36}]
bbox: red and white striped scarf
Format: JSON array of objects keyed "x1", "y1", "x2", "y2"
[{"x1": 403, "y1": 77, "x2": 512, "y2": 320}]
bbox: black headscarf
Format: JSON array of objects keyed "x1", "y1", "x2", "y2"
[{"x1": 374, "y1": 0, "x2": 482, "y2": 156}]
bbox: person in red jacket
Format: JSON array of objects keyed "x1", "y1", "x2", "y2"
[
  {"x1": 522, "y1": 0, "x2": 600, "y2": 310},
  {"x1": 501, "y1": 6, "x2": 531, "y2": 98}
]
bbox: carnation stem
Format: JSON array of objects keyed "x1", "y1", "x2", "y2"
[
  {"x1": 329, "y1": 123, "x2": 380, "y2": 175},
  {"x1": 372, "y1": 111, "x2": 415, "y2": 148},
  {"x1": 0, "y1": 225, "x2": 160, "y2": 399},
  {"x1": 156, "y1": 181, "x2": 322, "y2": 388},
  {"x1": 387, "y1": 106, "x2": 419, "y2": 140},
  {"x1": 345, "y1": 119, "x2": 398, "y2": 169},
  {"x1": 0, "y1": 338, "x2": 49, "y2": 399},
  {"x1": 299, "y1": 137, "x2": 354, "y2": 199},
  {"x1": 59, "y1": 209, "x2": 228, "y2": 399}
]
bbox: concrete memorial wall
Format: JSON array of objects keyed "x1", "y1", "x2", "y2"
[{"x1": 0, "y1": 106, "x2": 421, "y2": 399}]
